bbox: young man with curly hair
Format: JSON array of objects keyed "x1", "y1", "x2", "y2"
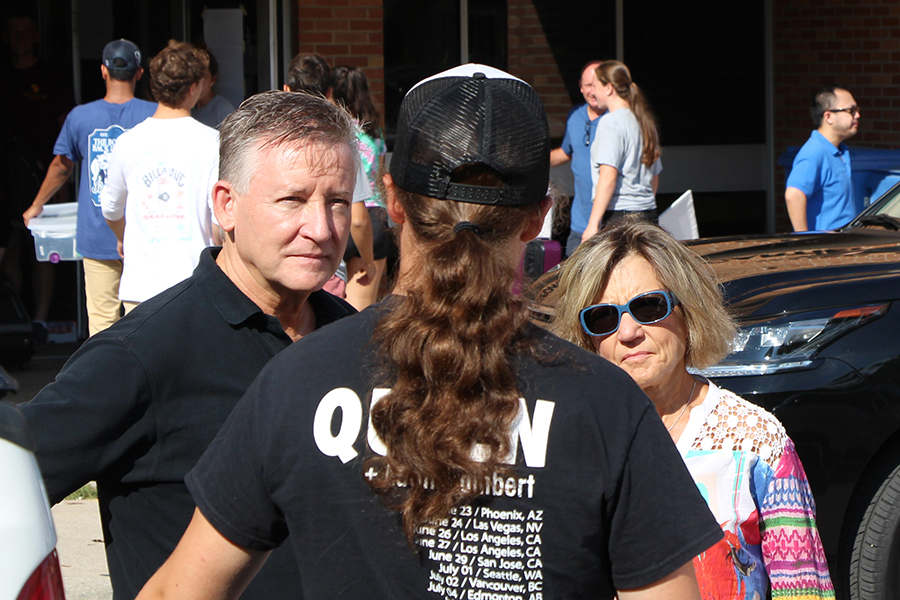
[{"x1": 100, "y1": 40, "x2": 219, "y2": 310}]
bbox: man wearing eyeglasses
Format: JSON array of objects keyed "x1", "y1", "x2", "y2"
[
  {"x1": 550, "y1": 60, "x2": 606, "y2": 256},
  {"x1": 785, "y1": 86, "x2": 861, "y2": 231}
]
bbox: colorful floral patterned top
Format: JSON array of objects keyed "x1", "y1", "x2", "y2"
[
  {"x1": 355, "y1": 121, "x2": 386, "y2": 209},
  {"x1": 675, "y1": 381, "x2": 835, "y2": 600}
]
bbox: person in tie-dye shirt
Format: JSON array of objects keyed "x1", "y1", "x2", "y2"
[
  {"x1": 552, "y1": 216, "x2": 835, "y2": 600},
  {"x1": 332, "y1": 65, "x2": 390, "y2": 310}
]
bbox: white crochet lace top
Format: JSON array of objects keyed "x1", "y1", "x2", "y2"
[{"x1": 675, "y1": 380, "x2": 787, "y2": 465}]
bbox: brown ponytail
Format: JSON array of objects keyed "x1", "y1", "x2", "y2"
[
  {"x1": 596, "y1": 60, "x2": 661, "y2": 168},
  {"x1": 365, "y1": 173, "x2": 542, "y2": 543},
  {"x1": 331, "y1": 65, "x2": 383, "y2": 140}
]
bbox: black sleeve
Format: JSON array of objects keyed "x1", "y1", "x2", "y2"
[
  {"x1": 607, "y1": 406, "x2": 723, "y2": 590},
  {"x1": 186, "y1": 372, "x2": 288, "y2": 552},
  {"x1": 20, "y1": 337, "x2": 155, "y2": 504}
]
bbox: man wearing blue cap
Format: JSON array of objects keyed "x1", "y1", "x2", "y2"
[{"x1": 24, "y1": 39, "x2": 156, "y2": 335}]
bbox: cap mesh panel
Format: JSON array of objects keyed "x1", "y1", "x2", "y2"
[{"x1": 390, "y1": 75, "x2": 550, "y2": 207}]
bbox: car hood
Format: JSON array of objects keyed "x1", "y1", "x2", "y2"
[
  {"x1": 526, "y1": 226, "x2": 900, "y2": 322},
  {"x1": 690, "y1": 228, "x2": 900, "y2": 317},
  {"x1": 688, "y1": 228, "x2": 900, "y2": 282}
]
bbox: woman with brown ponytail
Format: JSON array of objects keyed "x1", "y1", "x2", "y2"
[
  {"x1": 137, "y1": 65, "x2": 722, "y2": 600},
  {"x1": 580, "y1": 60, "x2": 662, "y2": 246},
  {"x1": 331, "y1": 65, "x2": 391, "y2": 310}
]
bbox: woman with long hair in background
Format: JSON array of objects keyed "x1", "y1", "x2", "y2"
[
  {"x1": 578, "y1": 60, "x2": 662, "y2": 249},
  {"x1": 332, "y1": 65, "x2": 390, "y2": 309}
]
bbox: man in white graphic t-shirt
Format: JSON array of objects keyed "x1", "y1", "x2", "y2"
[{"x1": 101, "y1": 40, "x2": 219, "y2": 311}]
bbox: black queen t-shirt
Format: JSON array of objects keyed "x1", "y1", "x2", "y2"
[{"x1": 187, "y1": 306, "x2": 721, "y2": 599}]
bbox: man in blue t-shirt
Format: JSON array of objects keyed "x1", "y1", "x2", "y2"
[
  {"x1": 23, "y1": 39, "x2": 156, "y2": 335},
  {"x1": 550, "y1": 59, "x2": 605, "y2": 256},
  {"x1": 785, "y1": 86, "x2": 861, "y2": 231}
]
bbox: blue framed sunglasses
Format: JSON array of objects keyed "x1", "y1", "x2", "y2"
[{"x1": 579, "y1": 290, "x2": 680, "y2": 337}]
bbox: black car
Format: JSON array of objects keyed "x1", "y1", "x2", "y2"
[{"x1": 527, "y1": 183, "x2": 900, "y2": 600}]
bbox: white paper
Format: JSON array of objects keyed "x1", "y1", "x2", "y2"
[{"x1": 659, "y1": 189, "x2": 699, "y2": 240}]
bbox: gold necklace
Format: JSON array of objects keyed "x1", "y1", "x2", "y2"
[{"x1": 666, "y1": 377, "x2": 697, "y2": 433}]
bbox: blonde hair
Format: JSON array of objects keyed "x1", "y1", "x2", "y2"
[{"x1": 551, "y1": 217, "x2": 735, "y2": 369}]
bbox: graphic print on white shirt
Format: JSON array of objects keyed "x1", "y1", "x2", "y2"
[{"x1": 135, "y1": 156, "x2": 196, "y2": 244}]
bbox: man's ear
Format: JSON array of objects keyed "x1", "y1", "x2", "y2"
[
  {"x1": 283, "y1": 84, "x2": 291, "y2": 92},
  {"x1": 384, "y1": 173, "x2": 406, "y2": 225},
  {"x1": 212, "y1": 180, "x2": 237, "y2": 234},
  {"x1": 134, "y1": 67, "x2": 144, "y2": 82},
  {"x1": 101, "y1": 64, "x2": 109, "y2": 80}
]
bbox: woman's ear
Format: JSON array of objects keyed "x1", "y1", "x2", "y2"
[
  {"x1": 384, "y1": 173, "x2": 406, "y2": 225},
  {"x1": 520, "y1": 196, "x2": 553, "y2": 242}
]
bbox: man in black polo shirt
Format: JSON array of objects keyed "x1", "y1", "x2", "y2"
[{"x1": 19, "y1": 91, "x2": 358, "y2": 600}]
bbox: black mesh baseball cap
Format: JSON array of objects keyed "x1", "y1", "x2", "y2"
[
  {"x1": 390, "y1": 64, "x2": 550, "y2": 207},
  {"x1": 102, "y1": 39, "x2": 142, "y2": 72}
]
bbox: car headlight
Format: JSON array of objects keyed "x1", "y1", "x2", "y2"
[{"x1": 695, "y1": 303, "x2": 888, "y2": 377}]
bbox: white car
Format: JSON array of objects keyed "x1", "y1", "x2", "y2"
[{"x1": 0, "y1": 400, "x2": 65, "y2": 600}]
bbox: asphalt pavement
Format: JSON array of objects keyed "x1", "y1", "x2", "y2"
[{"x1": 7, "y1": 340, "x2": 112, "y2": 599}]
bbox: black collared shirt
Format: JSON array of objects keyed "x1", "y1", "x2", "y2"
[{"x1": 22, "y1": 247, "x2": 355, "y2": 599}]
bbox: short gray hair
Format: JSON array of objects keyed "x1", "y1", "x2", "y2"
[
  {"x1": 218, "y1": 90, "x2": 358, "y2": 194},
  {"x1": 551, "y1": 217, "x2": 736, "y2": 370}
]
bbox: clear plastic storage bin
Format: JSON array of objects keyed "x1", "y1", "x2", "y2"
[{"x1": 26, "y1": 203, "x2": 79, "y2": 263}]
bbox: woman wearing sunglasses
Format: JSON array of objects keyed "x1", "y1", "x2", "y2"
[{"x1": 552, "y1": 217, "x2": 834, "y2": 600}]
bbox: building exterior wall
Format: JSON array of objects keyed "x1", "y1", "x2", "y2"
[
  {"x1": 773, "y1": 0, "x2": 900, "y2": 230},
  {"x1": 294, "y1": 0, "x2": 385, "y2": 126},
  {"x1": 289, "y1": 0, "x2": 900, "y2": 233},
  {"x1": 507, "y1": 0, "x2": 571, "y2": 139},
  {"x1": 292, "y1": 0, "x2": 574, "y2": 139}
]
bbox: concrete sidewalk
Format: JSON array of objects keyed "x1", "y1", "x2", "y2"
[{"x1": 51, "y1": 499, "x2": 112, "y2": 600}]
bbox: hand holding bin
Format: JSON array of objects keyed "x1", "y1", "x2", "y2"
[{"x1": 25, "y1": 203, "x2": 80, "y2": 263}]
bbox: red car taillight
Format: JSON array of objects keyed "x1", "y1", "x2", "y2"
[{"x1": 16, "y1": 549, "x2": 65, "y2": 600}]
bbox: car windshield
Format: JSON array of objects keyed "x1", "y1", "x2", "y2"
[
  {"x1": 874, "y1": 187, "x2": 900, "y2": 217},
  {"x1": 855, "y1": 181, "x2": 900, "y2": 225}
]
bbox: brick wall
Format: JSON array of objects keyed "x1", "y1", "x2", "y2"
[
  {"x1": 773, "y1": 0, "x2": 900, "y2": 229},
  {"x1": 290, "y1": 0, "x2": 578, "y2": 139},
  {"x1": 294, "y1": 0, "x2": 385, "y2": 125},
  {"x1": 507, "y1": 0, "x2": 570, "y2": 139}
]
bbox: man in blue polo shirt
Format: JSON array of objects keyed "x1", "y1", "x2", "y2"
[
  {"x1": 550, "y1": 59, "x2": 605, "y2": 256},
  {"x1": 785, "y1": 86, "x2": 861, "y2": 231}
]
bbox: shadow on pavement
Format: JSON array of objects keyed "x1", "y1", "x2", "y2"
[{"x1": 4, "y1": 340, "x2": 82, "y2": 404}]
